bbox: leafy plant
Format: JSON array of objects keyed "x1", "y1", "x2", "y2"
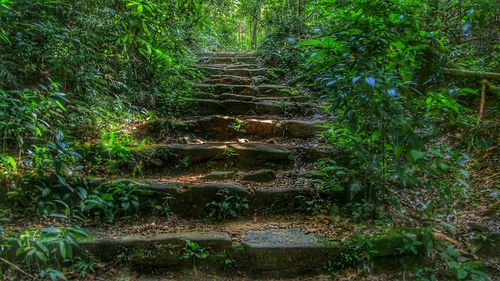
[
  {"x1": 180, "y1": 240, "x2": 209, "y2": 260},
  {"x1": 0, "y1": 226, "x2": 88, "y2": 281},
  {"x1": 72, "y1": 255, "x2": 97, "y2": 279},
  {"x1": 229, "y1": 119, "x2": 242, "y2": 131},
  {"x1": 0, "y1": 84, "x2": 68, "y2": 151},
  {"x1": 206, "y1": 189, "x2": 249, "y2": 220},
  {"x1": 294, "y1": 193, "x2": 327, "y2": 214},
  {"x1": 328, "y1": 239, "x2": 377, "y2": 274},
  {"x1": 223, "y1": 147, "x2": 239, "y2": 159},
  {"x1": 81, "y1": 181, "x2": 167, "y2": 223}
]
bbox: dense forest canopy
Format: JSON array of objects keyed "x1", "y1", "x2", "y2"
[{"x1": 0, "y1": 0, "x2": 498, "y2": 280}]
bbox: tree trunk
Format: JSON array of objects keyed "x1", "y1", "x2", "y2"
[{"x1": 251, "y1": 0, "x2": 264, "y2": 49}]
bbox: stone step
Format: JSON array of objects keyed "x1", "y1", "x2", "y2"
[
  {"x1": 87, "y1": 179, "x2": 346, "y2": 218},
  {"x1": 195, "y1": 84, "x2": 291, "y2": 96},
  {"x1": 192, "y1": 92, "x2": 311, "y2": 102},
  {"x1": 197, "y1": 52, "x2": 256, "y2": 58},
  {"x1": 79, "y1": 225, "x2": 422, "y2": 277},
  {"x1": 198, "y1": 66, "x2": 267, "y2": 77},
  {"x1": 199, "y1": 56, "x2": 258, "y2": 64},
  {"x1": 205, "y1": 75, "x2": 255, "y2": 85},
  {"x1": 198, "y1": 63, "x2": 260, "y2": 70},
  {"x1": 186, "y1": 98, "x2": 317, "y2": 116},
  {"x1": 146, "y1": 116, "x2": 328, "y2": 140},
  {"x1": 124, "y1": 143, "x2": 340, "y2": 172}
]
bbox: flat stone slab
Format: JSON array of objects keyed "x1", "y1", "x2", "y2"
[
  {"x1": 195, "y1": 84, "x2": 291, "y2": 96},
  {"x1": 146, "y1": 116, "x2": 326, "y2": 140},
  {"x1": 167, "y1": 143, "x2": 291, "y2": 165},
  {"x1": 80, "y1": 232, "x2": 232, "y2": 266},
  {"x1": 199, "y1": 63, "x2": 260, "y2": 70},
  {"x1": 198, "y1": 67, "x2": 267, "y2": 77},
  {"x1": 197, "y1": 52, "x2": 256, "y2": 58},
  {"x1": 199, "y1": 56, "x2": 257, "y2": 64},
  {"x1": 116, "y1": 232, "x2": 232, "y2": 246},
  {"x1": 188, "y1": 98, "x2": 315, "y2": 116},
  {"x1": 193, "y1": 92, "x2": 309, "y2": 102},
  {"x1": 242, "y1": 229, "x2": 335, "y2": 249}
]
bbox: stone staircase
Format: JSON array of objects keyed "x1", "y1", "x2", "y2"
[{"x1": 81, "y1": 52, "x2": 419, "y2": 278}]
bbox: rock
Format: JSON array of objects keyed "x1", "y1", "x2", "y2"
[
  {"x1": 196, "y1": 115, "x2": 237, "y2": 137},
  {"x1": 229, "y1": 143, "x2": 291, "y2": 165},
  {"x1": 241, "y1": 119, "x2": 280, "y2": 136},
  {"x1": 169, "y1": 144, "x2": 227, "y2": 164},
  {"x1": 242, "y1": 169, "x2": 276, "y2": 182},
  {"x1": 200, "y1": 171, "x2": 236, "y2": 181}
]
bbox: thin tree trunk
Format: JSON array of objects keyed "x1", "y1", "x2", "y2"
[
  {"x1": 251, "y1": 0, "x2": 264, "y2": 49},
  {"x1": 479, "y1": 79, "x2": 488, "y2": 118}
]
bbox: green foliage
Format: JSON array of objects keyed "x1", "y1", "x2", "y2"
[
  {"x1": 72, "y1": 255, "x2": 97, "y2": 279},
  {"x1": 229, "y1": 119, "x2": 242, "y2": 131},
  {"x1": 82, "y1": 181, "x2": 169, "y2": 223},
  {"x1": 223, "y1": 147, "x2": 239, "y2": 159},
  {"x1": 328, "y1": 239, "x2": 376, "y2": 274},
  {"x1": 294, "y1": 193, "x2": 327, "y2": 214},
  {"x1": 0, "y1": 84, "x2": 68, "y2": 151},
  {"x1": 181, "y1": 240, "x2": 209, "y2": 260},
  {"x1": 96, "y1": 129, "x2": 145, "y2": 174},
  {"x1": 206, "y1": 189, "x2": 249, "y2": 220},
  {"x1": 1, "y1": 225, "x2": 88, "y2": 281},
  {"x1": 285, "y1": 0, "x2": 476, "y2": 213},
  {"x1": 0, "y1": 154, "x2": 17, "y2": 185},
  {"x1": 422, "y1": 89, "x2": 478, "y2": 128}
]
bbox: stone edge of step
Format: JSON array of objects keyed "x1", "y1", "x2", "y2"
[
  {"x1": 76, "y1": 227, "x2": 422, "y2": 275},
  {"x1": 83, "y1": 177, "x2": 349, "y2": 217}
]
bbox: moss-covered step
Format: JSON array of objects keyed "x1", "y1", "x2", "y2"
[
  {"x1": 197, "y1": 52, "x2": 256, "y2": 58},
  {"x1": 199, "y1": 56, "x2": 258, "y2": 64},
  {"x1": 186, "y1": 99, "x2": 316, "y2": 116},
  {"x1": 195, "y1": 84, "x2": 291, "y2": 96},
  {"x1": 198, "y1": 63, "x2": 261, "y2": 70},
  {"x1": 78, "y1": 228, "x2": 423, "y2": 277},
  {"x1": 198, "y1": 66, "x2": 267, "y2": 77},
  {"x1": 205, "y1": 74, "x2": 254, "y2": 85},
  {"x1": 79, "y1": 232, "x2": 232, "y2": 268},
  {"x1": 96, "y1": 178, "x2": 347, "y2": 217},
  {"x1": 145, "y1": 116, "x2": 327, "y2": 140},
  {"x1": 192, "y1": 92, "x2": 311, "y2": 102}
]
